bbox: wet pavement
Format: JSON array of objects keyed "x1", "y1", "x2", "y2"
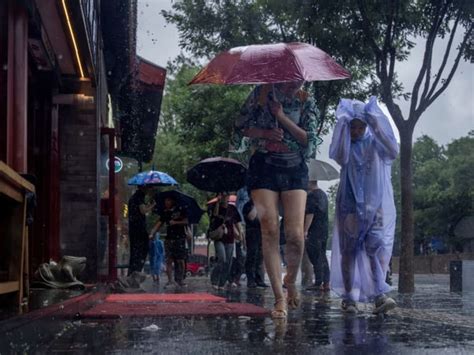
[{"x1": 1, "y1": 274, "x2": 473, "y2": 354}]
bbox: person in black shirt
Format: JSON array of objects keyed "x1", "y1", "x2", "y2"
[
  {"x1": 304, "y1": 180, "x2": 330, "y2": 291},
  {"x1": 128, "y1": 186, "x2": 156, "y2": 275},
  {"x1": 243, "y1": 199, "x2": 268, "y2": 288},
  {"x1": 149, "y1": 197, "x2": 189, "y2": 287}
]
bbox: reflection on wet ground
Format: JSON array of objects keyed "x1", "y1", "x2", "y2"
[{"x1": 1, "y1": 274, "x2": 473, "y2": 353}]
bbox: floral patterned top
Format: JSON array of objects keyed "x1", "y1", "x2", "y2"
[{"x1": 231, "y1": 85, "x2": 321, "y2": 161}]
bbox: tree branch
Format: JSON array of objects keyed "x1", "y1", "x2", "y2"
[
  {"x1": 422, "y1": 24, "x2": 472, "y2": 113},
  {"x1": 409, "y1": 1, "x2": 447, "y2": 119},
  {"x1": 425, "y1": 11, "x2": 461, "y2": 101},
  {"x1": 355, "y1": 0, "x2": 382, "y2": 57}
]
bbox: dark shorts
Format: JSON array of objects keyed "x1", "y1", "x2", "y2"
[
  {"x1": 247, "y1": 152, "x2": 309, "y2": 192},
  {"x1": 165, "y1": 238, "x2": 187, "y2": 260}
]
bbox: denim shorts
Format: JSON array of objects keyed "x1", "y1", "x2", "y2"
[{"x1": 247, "y1": 152, "x2": 309, "y2": 192}]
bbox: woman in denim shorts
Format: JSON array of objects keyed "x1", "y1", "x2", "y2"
[{"x1": 233, "y1": 81, "x2": 321, "y2": 318}]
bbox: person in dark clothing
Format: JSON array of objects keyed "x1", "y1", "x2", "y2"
[
  {"x1": 304, "y1": 180, "x2": 330, "y2": 291},
  {"x1": 149, "y1": 197, "x2": 189, "y2": 287},
  {"x1": 128, "y1": 186, "x2": 156, "y2": 275},
  {"x1": 209, "y1": 195, "x2": 242, "y2": 289},
  {"x1": 243, "y1": 199, "x2": 268, "y2": 288}
]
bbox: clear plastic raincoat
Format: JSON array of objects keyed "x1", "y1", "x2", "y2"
[{"x1": 329, "y1": 96, "x2": 399, "y2": 302}]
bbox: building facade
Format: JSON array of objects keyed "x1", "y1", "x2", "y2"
[{"x1": 0, "y1": 0, "x2": 165, "y2": 282}]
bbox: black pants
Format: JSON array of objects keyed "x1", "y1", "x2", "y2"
[
  {"x1": 306, "y1": 237, "x2": 330, "y2": 285},
  {"x1": 231, "y1": 241, "x2": 246, "y2": 282},
  {"x1": 245, "y1": 230, "x2": 265, "y2": 284},
  {"x1": 128, "y1": 231, "x2": 149, "y2": 275}
]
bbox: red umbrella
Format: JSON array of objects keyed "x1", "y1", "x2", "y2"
[{"x1": 189, "y1": 42, "x2": 350, "y2": 85}]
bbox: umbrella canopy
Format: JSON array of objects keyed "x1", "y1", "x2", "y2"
[
  {"x1": 186, "y1": 157, "x2": 247, "y2": 193},
  {"x1": 308, "y1": 159, "x2": 339, "y2": 181},
  {"x1": 128, "y1": 170, "x2": 178, "y2": 186},
  {"x1": 154, "y1": 190, "x2": 204, "y2": 225},
  {"x1": 206, "y1": 194, "x2": 237, "y2": 205},
  {"x1": 189, "y1": 42, "x2": 350, "y2": 85}
]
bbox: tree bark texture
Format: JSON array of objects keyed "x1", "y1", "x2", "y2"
[{"x1": 398, "y1": 126, "x2": 415, "y2": 293}]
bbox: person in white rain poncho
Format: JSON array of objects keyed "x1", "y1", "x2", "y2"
[{"x1": 329, "y1": 96, "x2": 399, "y2": 314}]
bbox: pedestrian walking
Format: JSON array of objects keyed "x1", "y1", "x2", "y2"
[
  {"x1": 149, "y1": 233, "x2": 165, "y2": 283},
  {"x1": 149, "y1": 196, "x2": 189, "y2": 287},
  {"x1": 243, "y1": 199, "x2": 268, "y2": 288},
  {"x1": 304, "y1": 180, "x2": 330, "y2": 292},
  {"x1": 233, "y1": 82, "x2": 321, "y2": 318},
  {"x1": 329, "y1": 97, "x2": 398, "y2": 314},
  {"x1": 127, "y1": 186, "x2": 156, "y2": 275}
]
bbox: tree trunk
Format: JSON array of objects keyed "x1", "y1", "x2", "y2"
[{"x1": 398, "y1": 126, "x2": 415, "y2": 293}]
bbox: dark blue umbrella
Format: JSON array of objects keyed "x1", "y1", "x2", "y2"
[
  {"x1": 128, "y1": 170, "x2": 178, "y2": 186},
  {"x1": 154, "y1": 190, "x2": 204, "y2": 225}
]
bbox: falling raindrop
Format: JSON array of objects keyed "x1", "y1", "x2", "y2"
[
  {"x1": 58, "y1": 54, "x2": 63, "y2": 60},
  {"x1": 2, "y1": 64, "x2": 7, "y2": 70},
  {"x1": 79, "y1": 131, "x2": 84, "y2": 136}
]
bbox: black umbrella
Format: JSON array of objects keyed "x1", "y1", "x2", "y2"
[
  {"x1": 154, "y1": 190, "x2": 204, "y2": 225},
  {"x1": 186, "y1": 157, "x2": 247, "y2": 193}
]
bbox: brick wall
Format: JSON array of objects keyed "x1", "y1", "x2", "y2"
[
  {"x1": 59, "y1": 97, "x2": 99, "y2": 281},
  {"x1": 391, "y1": 253, "x2": 474, "y2": 274}
]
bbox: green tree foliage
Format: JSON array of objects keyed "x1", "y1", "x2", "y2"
[
  {"x1": 391, "y1": 132, "x2": 474, "y2": 253},
  {"x1": 160, "y1": 60, "x2": 250, "y2": 159}
]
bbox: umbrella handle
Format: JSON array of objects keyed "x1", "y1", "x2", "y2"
[{"x1": 272, "y1": 84, "x2": 278, "y2": 129}]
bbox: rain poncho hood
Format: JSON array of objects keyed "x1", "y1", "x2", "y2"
[{"x1": 329, "y1": 96, "x2": 399, "y2": 302}]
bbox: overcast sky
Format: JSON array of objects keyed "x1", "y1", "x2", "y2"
[{"x1": 137, "y1": 0, "x2": 473, "y2": 190}]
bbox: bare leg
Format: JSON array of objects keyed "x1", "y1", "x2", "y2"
[
  {"x1": 281, "y1": 190, "x2": 307, "y2": 308},
  {"x1": 251, "y1": 189, "x2": 285, "y2": 317}
]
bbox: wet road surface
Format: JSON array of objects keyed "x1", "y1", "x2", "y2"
[{"x1": 1, "y1": 274, "x2": 473, "y2": 354}]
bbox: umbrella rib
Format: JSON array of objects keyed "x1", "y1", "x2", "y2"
[{"x1": 285, "y1": 45, "x2": 305, "y2": 81}]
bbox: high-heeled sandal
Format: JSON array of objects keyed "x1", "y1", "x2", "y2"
[
  {"x1": 283, "y1": 275, "x2": 300, "y2": 310},
  {"x1": 271, "y1": 298, "x2": 288, "y2": 319}
]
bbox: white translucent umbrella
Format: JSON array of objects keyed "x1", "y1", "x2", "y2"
[{"x1": 308, "y1": 159, "x2": 339, "y2": 181}]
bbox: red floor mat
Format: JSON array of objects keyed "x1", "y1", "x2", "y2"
[
  {"x1": 82, "y1": 302, "x2": 269, "y2": 318},
  {"x1": 106, "y1": 293, "x2": 226, "y2": 303}
]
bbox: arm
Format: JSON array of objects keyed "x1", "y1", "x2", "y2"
[
  {"x1": 365, "y1": 96, "x2": 399, "y2": 161},
  {"x1": 169, "y1": 218, "x2": 189, "y2": 226},
  {"x1": 139, "y1": 200, "x2": 156, "y2": 215},
  {"x1": 329, "y1": 99, "x2": 353, "y2": 166},
  {"x1": 246, "y1": 205, "x2": 258, "y2": 221},
  {"x1": 149, "y1": 220, "x2": 162, "y2": 239},
  {"x1": 304, "y1": 214, "x2": 314, "y2": 240},
  {"x1": 269, "y1": 100, "x2": 308, "y2": 146}
]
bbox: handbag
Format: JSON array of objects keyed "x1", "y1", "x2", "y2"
[
  {"x1": 264, "y1": 151, "x2": 303, "y2": 168},
  {"x1": 208, "y1": 224, "x2": 227, "y2": 241}
]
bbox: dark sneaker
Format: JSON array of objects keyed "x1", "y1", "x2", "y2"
[
  {"x1": 341, "y1": 300, "x2": 358, "y2": 314},
  {"x1": 247, "y1": 282, "x2": 257, "y2": 289},
  {"x1": 373, "y1": 295, "x2": 396, "y2": 314},
  {"x1": 256, "y1": 283, "x2": 269, "y2": 289}
]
